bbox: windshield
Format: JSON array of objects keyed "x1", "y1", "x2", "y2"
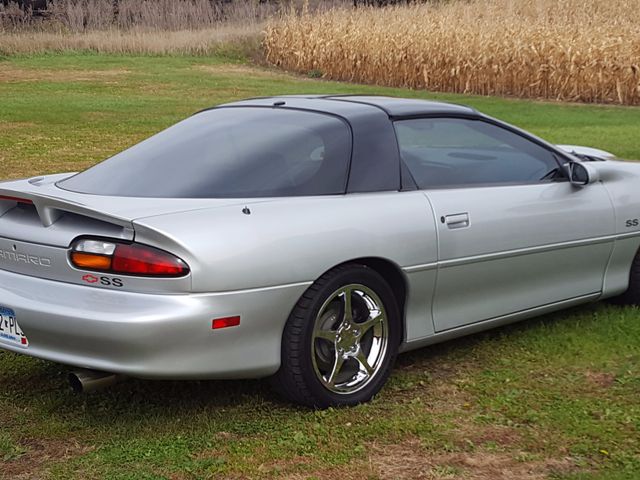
[{"x1": 59, "y1": 107, "x2": 352, "y2": 198}]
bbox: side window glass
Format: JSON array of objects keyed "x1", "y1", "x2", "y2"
[{"x1": 394, "y1": 118, "x2": 560, "y2": 189}]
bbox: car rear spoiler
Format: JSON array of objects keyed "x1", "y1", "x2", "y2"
[{"x1": 0, "y1": 186, "x2": 134, "y2": 232}]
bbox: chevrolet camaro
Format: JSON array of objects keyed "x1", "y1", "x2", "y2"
[{"x1": 1, "y1": 95, "x2": 639, "y2": 407}]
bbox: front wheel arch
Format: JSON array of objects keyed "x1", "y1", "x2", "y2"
[{"x1": 609, "y1": 247, "x2": 640, "y2": 305}]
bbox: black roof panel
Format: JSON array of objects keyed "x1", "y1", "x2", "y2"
[
  {"x1": 217, "y1": 96, "x2": 403, "y2": 193},
  {"x1": 208, "y1": 95, "x2": 480, "y2": 193},
  {"x1": 326, "y1": 95, "x2": 477, "y2": 117},
  {"x1": 219, "y1": 95, "x2": 477, "y2": 119}
]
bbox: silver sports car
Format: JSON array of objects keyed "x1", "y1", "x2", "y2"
[{"x1": 1, "y1": 95, "x2": 638, "y2": 407}]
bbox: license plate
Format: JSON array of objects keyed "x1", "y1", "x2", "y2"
[{"x1": 0, "y1": 306, "x2": 28, "y2": 348}]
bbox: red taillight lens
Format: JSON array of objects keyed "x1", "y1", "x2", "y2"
[
  {"x1": 112, "y1": 244, "x2": 188, "y2": 276},
  {"x1": 70, "y1": 239, "x2": 189, "y2": 277}
]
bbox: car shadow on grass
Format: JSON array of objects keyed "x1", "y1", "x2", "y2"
[
  {"x1": 396, "y1": 301, "x2": 606, "y2": 369},
  {"x1": 0, "y1": 301, "x2": 616, "y2": 423}
]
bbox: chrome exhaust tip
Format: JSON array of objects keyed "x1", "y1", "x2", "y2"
[{"x1": 68, "y1": 369, "x2": 122, "y2": 393}]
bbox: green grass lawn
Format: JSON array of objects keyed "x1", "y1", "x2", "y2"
[{"x1": 0, "y1": 53, "x2": 639, "y2": 480}]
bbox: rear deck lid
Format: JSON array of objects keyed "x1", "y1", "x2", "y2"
[
  {"x1": 0, "y1": 174, "x2": 251, "y2": 293},
  {"x1": 0, "y1": 173, "x2": 248, "y2": 247}
]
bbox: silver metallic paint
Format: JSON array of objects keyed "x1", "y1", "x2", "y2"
[
  {"x1": 0, "y1": 267, "x2": 309, "y2": 378},
  {"x1": 424, "y1": 182, "x2": 615, "y2": 331},
  {"x1": 0, "y1": 138, "x2": 638, "y2": 379}
]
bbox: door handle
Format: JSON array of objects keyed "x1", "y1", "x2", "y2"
[{"x1": 443, "y1": 212, "x2": 470, "y2": 229}]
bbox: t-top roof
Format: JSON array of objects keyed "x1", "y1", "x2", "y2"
[
  {"x1": 219, "y1": 95, "x2": 477, "y2": 118},
  {"x1": 324, "y1": 95, "x2": 477, "y2": 117}
]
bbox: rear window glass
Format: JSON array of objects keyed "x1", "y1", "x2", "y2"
[{"x1": 59, "y1": 108, "x2": 352, "y2": 198}]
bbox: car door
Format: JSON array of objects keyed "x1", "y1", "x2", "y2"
[{"x1": 395, "y1": 117, "x2": 615, "y2": 332}]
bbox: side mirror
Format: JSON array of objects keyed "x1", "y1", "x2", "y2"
[{"x1": 565, "y1": 161, "x2": 600, "y2": 187}]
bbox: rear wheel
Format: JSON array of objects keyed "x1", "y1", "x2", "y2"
[{"x1": 271, "y1": 264, "x2": 401, "y2": 407}]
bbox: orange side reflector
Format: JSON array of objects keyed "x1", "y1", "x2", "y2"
[
  {"x1": 212, "y1": 316, "x2": 241, "y2": 330},
  {"x1": 71, "y1": 252, "x2": 112, "y2": 271}
]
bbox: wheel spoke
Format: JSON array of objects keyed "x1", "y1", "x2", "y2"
[
  {"x1": 311, "y1": 283, "x2": 390, "y2": 394},
  {"x1": 357, "y1": 313, "x2": 384, "y2": 337},
  {"x1": 342, "y1": 287, "x2": 354, "y2": 324},
  {"x1": 314, "y1": 329, "x2": 337, "y2": 343},
  {"x1": 327, "y1": 354, "x2": 345, "y2": 386},
  {"x1": 355, "y1": 349, "x2": 374, "y2": 376}
]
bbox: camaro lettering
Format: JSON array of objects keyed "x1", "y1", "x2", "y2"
[
  {"x1": 626, "y1": 219, "x2": 639, "y2": 228},
  {"x1": 0, "y1": 249, "x2": 52, "y2": 267}
]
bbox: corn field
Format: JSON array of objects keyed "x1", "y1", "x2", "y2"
[{"x1": 265, "y1": 0, "x2": 640, "y2": 105}]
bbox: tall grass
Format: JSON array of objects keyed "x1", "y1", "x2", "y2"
[
  {"x1": 0, "y1": 0, "x2": 347, "y2": 56},
  {"x1": 0, "y1": 26, "x2": 262, "y2": 56},
  {"x1": 0, "y1": 0, "x2": 271, "y2": 55},
  {"x1": 265, "y1": 0, "x2": 640, "y2": 105},
  {"x1": 0, "y1": 0, "x2": 282, "y2": 32}
]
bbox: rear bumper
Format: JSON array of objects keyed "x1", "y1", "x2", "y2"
[{"x1": 0, "y1": 269, "x2": 309, "y2": 379}]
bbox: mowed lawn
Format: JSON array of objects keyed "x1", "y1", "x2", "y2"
[{"x1": 0, "y1": 53, "x2": 639, "y2": 480}]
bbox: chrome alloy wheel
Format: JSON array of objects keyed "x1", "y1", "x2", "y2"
[{"x1": 311, "y1": 284, "x2": 389, "y2": 395}]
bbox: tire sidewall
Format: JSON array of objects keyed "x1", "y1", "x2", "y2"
[{"x1": 297, "y1": 265, "x2": 401, "y2": 407}]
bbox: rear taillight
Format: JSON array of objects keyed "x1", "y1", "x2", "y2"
[{"x1": 70, "y1": 238, "x2": 189, "y2": 277}]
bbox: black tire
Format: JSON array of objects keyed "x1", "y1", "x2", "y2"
[
  {"x1": 610, "y1": 250, "x2": 640, "y2": 305},
  {"x1": 270, "y1": 264, "x2": 401, "y2": 408}
]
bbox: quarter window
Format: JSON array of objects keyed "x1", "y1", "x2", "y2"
[{"x1": 394, "y1": 118, "x2": 560, "y2": 188}]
